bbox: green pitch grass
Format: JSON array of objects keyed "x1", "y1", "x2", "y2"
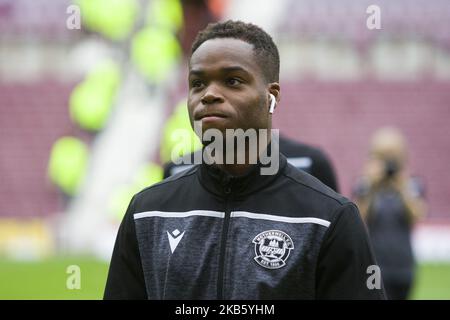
[
  {"x1": 0, "y1": 257, "x2": 449, "y2": 299},
  {"x1": 410, "y1": 263, "x2": 450, "y2": 299},
  {"x1": 0, "y1": 256, "x2": 109, "y2": 300}
]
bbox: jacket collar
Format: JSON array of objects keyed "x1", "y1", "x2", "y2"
[{"x1": 198, "y1": 150, "x2": 287, "y2": 199}]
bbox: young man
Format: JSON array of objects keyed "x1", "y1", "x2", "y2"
[{"x1": 104, "y1": 20, "x2": 385, "y2": 299}]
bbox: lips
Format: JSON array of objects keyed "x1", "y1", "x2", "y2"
[{"x1": 195, "y1": 112, "x2": 227, "y2": 121}]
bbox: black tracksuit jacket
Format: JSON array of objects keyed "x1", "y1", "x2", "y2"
[{"x1": 104, "y1": 153, "x2": 385, "y2": 299}]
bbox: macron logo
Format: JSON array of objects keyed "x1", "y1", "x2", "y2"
[{"x1": 167, "y1": 229, "x2": 185, "y2": 253}]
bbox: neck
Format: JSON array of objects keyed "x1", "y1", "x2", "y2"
[
  {"x1": 214, "y1": 130, "x2": 272, "y2": 177},
  {"x1": 216, "y1": 163, "x2": 253, "y2": 177}
]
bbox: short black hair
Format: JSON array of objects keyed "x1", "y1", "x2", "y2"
[{"x1": 191, "y1": 20, "x2": 280, "y2": 83}]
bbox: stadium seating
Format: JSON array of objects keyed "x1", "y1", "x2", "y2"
[
  {"x1": 0, "y1": 81, "x2": 80, "y2": 218},
  {"x1": 274, "y1": 80, "x2": 450, "y2": 219}
]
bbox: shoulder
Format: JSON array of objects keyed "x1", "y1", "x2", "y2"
[
  {"x1": 283, "y1": 162, "x2": 348, "y2": 205},
  {"x1": 281, "y1": 162, "x2": 354, "y2": 222},
  {"x1": 408, "y1": 175, "x2": 426, "y2": 198}
]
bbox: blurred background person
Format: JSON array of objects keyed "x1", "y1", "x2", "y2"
[{"x1": 353, "y1": 127, "x2": 426, "y2": 300}]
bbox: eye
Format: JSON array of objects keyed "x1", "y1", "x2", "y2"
[
  {"x1": 226, "y1": 78, "x2": 242, "y2": 87},
  {"x1": 191, "y1": 79, "x2": 204, "y2": 88}
]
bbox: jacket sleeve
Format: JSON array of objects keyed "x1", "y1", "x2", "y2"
[
  {"x1": 104, "y1": 196, "x2": 147, "y2": 299},
  {"x1": 315, "y1": 203, "x2": 386, "y2": 299}
]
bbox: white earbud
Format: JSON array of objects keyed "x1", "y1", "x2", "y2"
[{"x1": 269, "y1": 93, "x2": 276, "y2": 114}]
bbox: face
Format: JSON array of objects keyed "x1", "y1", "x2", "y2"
[{"x1": 188, "y1": 38, "x2": 277, "y2": 138}]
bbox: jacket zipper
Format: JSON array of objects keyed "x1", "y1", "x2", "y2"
[{"x1": 217, "y1": 188, "x2": 231, "y2": 299}]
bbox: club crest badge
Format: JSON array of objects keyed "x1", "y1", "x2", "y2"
[{"x1": 253, "y1": 230, "x2": 294, "y2": 269}]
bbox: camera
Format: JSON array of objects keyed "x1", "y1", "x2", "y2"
[{"x1": 384, "y1": 159, "x2": 399, "y2": 178}]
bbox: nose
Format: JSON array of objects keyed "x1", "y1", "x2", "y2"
[{"x1": 201, "y1": 85, "x2": 224, "y2": 105}]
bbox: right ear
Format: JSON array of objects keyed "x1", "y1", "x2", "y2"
[
  {"x1": 268, "y1": 82, "x2": 280, "y2": 103},
  {"x1": 267, "y1": 83, "x2": 280, "y2": 114}
]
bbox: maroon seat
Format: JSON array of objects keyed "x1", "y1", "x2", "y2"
[{"x1": 0, "y1": 81, "x2": 77, "y2": 218}]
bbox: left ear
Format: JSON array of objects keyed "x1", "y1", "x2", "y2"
[{"x1": 267, "y1": 82, "x2": 280, "y2": 103}]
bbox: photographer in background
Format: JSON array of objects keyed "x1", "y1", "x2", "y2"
[{"x1": 353, "y1": 127, "x2": 426, "y2": 300}]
